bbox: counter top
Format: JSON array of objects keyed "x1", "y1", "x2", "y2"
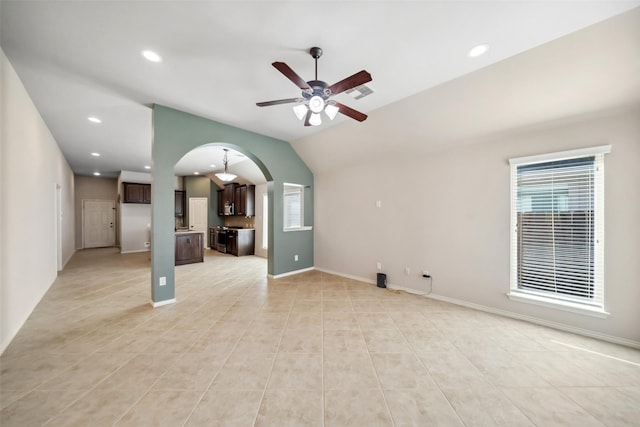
[{"x1": 175, "y1": 229, "x2": 206, "y2": 234}]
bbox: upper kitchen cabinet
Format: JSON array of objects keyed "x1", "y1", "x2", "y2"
[
  {"x1": 217, "y1": 190, "x2": 224, "y2": 216},
  {"x1": 235, "y1": 184, "x2": 255, "y2": 216},
  {"x1": 123, "y1": 182, "x2": 151, "y2": 204},
  {"x1": 174, "y1": 190, "x2": 185, "y2": 217},
  {"x1": 217, "y1": 183, "x2": 255, "y2": 216}
]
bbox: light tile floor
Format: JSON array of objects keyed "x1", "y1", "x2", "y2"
[{"x1": 1, "y1": 247, "x2": 639, "y2": 426}]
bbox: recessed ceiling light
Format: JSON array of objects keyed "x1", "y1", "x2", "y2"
[
  {"x1": 193, "y1": 172, "x2": 199, "y2": 175},
  {"x1": 142, "y1": 50, "x2": 162, "y2": 63},
  {"x1": 210, "y1": 164, "x2": 216, "y2": 168},
  {"x1": 93, "y1": 172, "x2": 101, "y2": 176},
  {"x1": 467, "y1": 44, "x2": 489, "y2": 58},
  {"x1": 144, "y1": 165, "x2": 151, "y2": 170},
  {"x1": 88, "y1": 117, "x2": 102, "y2": 123},
  {"x1": 91, "y1": 152, "x2": 100, "y2": 157}
]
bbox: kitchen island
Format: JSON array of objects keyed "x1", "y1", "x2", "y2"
[{"x1": 175, "y1": 230, "x2": 204, "y2": 265}]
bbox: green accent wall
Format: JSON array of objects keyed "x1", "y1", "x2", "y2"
[{"x1": 151, "y1": 105, "x2": 314, "y2": 304}]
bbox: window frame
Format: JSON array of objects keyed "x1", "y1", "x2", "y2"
[
  {"x1": 283, "y1": 183, "x2": 312, "y2": 232},
  {"x1": 507, "y1": 145, "x2": 611, "y2": 318}
]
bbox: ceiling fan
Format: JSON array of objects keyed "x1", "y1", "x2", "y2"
[{"x1": 256, "y1": 47, "x2": 372, "y2": 127}]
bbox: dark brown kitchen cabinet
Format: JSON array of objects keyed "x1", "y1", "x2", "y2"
[
  {"x1": 123, "y1": 182, "x2": 151, "y2": 204},
  {"x1": 175, "y1": 232, "x2": 203, "y2": 265},
  {"x1": 174, "y1": 191, "x2": 185, "y2": 217},
  {"x1": 235, "y1": 184, "x2": 255, "y2": 216},
  {"x1": 227, "y1": 230, "x2": 237, "y2": 256},
  {"x1": 224, "y1": 183, "x2": 237, "y2": 205},
  {"x1": 227, "y1": 229, "x2": 255, "y2": 256},
  {"x1": 217, "y1": 190, "x2": 224, "y2": 216}
]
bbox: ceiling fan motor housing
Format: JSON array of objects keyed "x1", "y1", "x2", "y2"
[{"x1": 303, "y1": 80, "x2": 331, "y2": 100}]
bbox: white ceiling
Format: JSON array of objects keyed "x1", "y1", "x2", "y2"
[{"x1": 1, "y1": 1, "x2": 639, "y2": 181}]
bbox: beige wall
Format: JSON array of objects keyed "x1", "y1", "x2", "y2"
[
  {"x1": 74, "y1": 175, "x2": 118, "y2": 249},
  {"x1": 1, "y1": 50, "x2": 76, "y2": 353},
  {"x1": 313, "y1": 106, "x2": 640, "y2": 344}
]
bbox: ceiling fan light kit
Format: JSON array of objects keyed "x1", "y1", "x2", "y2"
[{"x1": 256, "y1": 47, "x2": 372, "y2": 127}]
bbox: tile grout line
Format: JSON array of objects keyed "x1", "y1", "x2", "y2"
[
  {"x1": 354, "y1": 292, "x2": 396, "y2": 427},
  {"x1": 179, "y1": 280, "x2": 255, "y2": 427}
]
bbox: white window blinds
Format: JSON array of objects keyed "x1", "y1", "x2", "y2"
[
  {"x1": 509, "y1": 146, "x2": 609, "y2": 311},
  {"x1": 283, "y1": 184, "x2": 302, "y2": 229}
]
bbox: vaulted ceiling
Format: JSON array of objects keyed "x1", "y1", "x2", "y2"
[{"x1": 2, "y1": 1, "x2": 639, "y2": 181}]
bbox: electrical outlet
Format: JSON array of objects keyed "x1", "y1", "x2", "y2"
[
  {"x1": 144, "y1": 241, "x2": 150, "y2": 247},
  {"x1": 376, "y1": 200, "x2": 382, "y2": 208},
  {"x1": 294, "y1": 255, "x2": 299, "y2": 262},
  {"x1": 423, "y1": 270, "x2": 430, "y2": 277},
  {"x1": 376, "y1": 262, "x2": 382, "y2": 270},
  {"x1": 159, "y1": 276, "x2": 166, "y2": 286}
]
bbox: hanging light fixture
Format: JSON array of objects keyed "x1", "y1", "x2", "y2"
[
  {"x1": 258, "y1": 46, "x2": 372, "y2": 126},
  {"x1": 215, "y1": 149, "x2": 237, "y2": 182}
]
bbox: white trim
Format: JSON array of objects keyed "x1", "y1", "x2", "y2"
[
  {"x1": 314, "y1": 267, "x2": 375, "y2": 285},
  {"x1": 509, "y1": 147, "x2": 607, "y2": 314},
  {"x1": 506, "y1": 290, "x2": 609, "y2": 318},
  {"x1": 426, "y1": 293, "x2": 637, "y2": 349},
  {"x1": 151, "y1": 298, "x2": 176, "y2": 308},
  {"x1": 120, "y1": 248, "x2": 150, "y2": 254},
  {"x1": 268, "y1": 266, "x2": 314, "y2": 279},
  {"x1": 283, "y1": 226, "x2": 313, "y2": 232},
  {"x1": 509, "y1": 144, "x2": 611, "y2": 166},
  {"x1": 387, "y1": 284, "x2": 432, "y2": 297}
]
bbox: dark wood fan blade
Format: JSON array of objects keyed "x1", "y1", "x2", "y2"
[
  {"x1": 327, "y1": 70, "x2": 372, "y2": 95},
  {"x1": 273, "y1": 62, "x2": 312, "y2": 91},
  {"x1": 334, "y1": 102, "x2": 368, "y2": 122},
  {"x1": 303, "y1": 110, "x2": 312, "y2": 126},
  {"x1": 256, "y1": 98, "x2": 301, "y2": 107}
]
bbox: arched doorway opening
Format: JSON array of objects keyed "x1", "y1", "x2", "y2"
[
  {"x1": 151, "y1": 104, "x2": 314, "y2": 307},
  {"x1": 173, "y1": 143, "x2": 271, "y2": 263}
]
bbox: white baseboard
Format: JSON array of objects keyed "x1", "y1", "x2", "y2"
[
  {"x1": 424, "y1": 293, "x2": 640, "y2": 349},
  {"x1": 120, "y1": 248, "x2": 151, "y2": 254},
  {"x1": 269, "y1": 266, "x2": 314, "y2": 279},
  {"x1": 313, "y1": 267, "x2": 640, "y2": 349},
  {"x1": 314, "y1": 267, "x2": 376, "y2": 285},
  {"x1": 151, "y1": 298, "x2": 176, "y2": 308}
]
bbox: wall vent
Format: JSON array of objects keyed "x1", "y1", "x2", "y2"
[{"x1": 345, "y1": 84, "x2": 374, "y2": 100}]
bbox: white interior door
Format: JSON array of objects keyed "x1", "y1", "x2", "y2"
[
  {"x1": 189, "y1": 197, "x2": 208, "y2": 231},
  {"x1": 83, "y1": 199, "x2": 115, "y2": 248}
]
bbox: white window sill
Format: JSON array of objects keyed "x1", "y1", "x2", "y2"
[
  {"x1": 283, "y1": 226, "x2": 313, "y2": 232},
  {"x1": 506, "y1": 290, "x2": 609, "y2": 319}
]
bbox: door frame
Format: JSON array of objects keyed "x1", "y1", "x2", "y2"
[
  {"x1": 188, "y1": 197, "x2": 208, "y2": 232},
  {"x1": 82, "y1": 199, "x2": 116, "y2": 248}
]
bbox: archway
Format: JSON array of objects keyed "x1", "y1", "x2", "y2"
[
  {"x1": 174, "y1": 143, "x2": 271, "y2": 259},
  {"x1": 150, "y1": 105, "x2": 314, "y2": 306}
]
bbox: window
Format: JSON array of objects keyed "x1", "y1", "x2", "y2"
[
  {"x1": 283, "y1": 183, "x2": 303, "y2": 230},
  {"x1": 508, "y1": 145, "x2": 610, "y2": 317},
  {"x1": 262, "y1": 193, "x2": 268, "y2": 249},
  {"x1": 283, "y1": 183, "x2": 312, "y2": 232}
]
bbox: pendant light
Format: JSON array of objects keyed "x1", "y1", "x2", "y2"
[{"x1": 215, "y1": 149, "x2": 237, "y2": 182}]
